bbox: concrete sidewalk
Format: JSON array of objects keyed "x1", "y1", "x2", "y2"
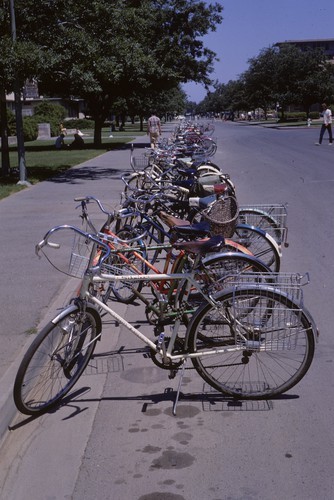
[{"x1": 0, "y1": 124, "x2": 175, "y2": 441}]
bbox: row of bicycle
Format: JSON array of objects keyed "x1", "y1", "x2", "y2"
[{"x1": 13, "y1": 122, "x2": 318, "y2": 416}]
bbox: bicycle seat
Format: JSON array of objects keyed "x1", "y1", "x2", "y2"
[
  {"x1": 159, "y1": 211, "x2": 191, "y2": 228},
  {"x1": 172, "y1": 221, "x2": 210, "y2": 237},
  {"x1": 173, "y1": 235, "x2": 224, "y2": 255},
  {"x1": 159, "y1": 211, "x2": 210, "y2": 236}
]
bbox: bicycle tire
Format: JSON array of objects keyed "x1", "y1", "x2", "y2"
[
  {"x1": 196, "y1": 165, "x2": 221, "y2": 175},
  {"x1": 133, "y1": 217, "x2": 166, "y2": 264},
  {"x1": 238, "y1": 208, "x2": 283, "y2": 245},
  {"x1": 105, "y1": 227, "x2": 147, "y2": 304},
  {"x1": 185, "y1": 252, "x2": 271, "y2": 326},
  {"x1": 13, "y1": 305, "x2": 100, "y2": 415},
  {"x1": 199, "y1": 138, "x2": 217, "y2": 156},
  {"x1": 123, "y1": 172, "x2": 155, "y2": 194},
  {"x1": 187, "y1": 287, "x2": 315, "y2": 399},
  {"x1": 233, "y1": 224, "x2": 281, "y2": 272},
  {"x1": 201, "y1": 252, "x2": 271, "y2": 293}
]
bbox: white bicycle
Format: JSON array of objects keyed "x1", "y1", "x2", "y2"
[{"x1": 13, "y1": 224, "x2": 318, "y2": 416}]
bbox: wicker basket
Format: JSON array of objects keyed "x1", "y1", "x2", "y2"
[{"x1": 203, "y1": 196, "x2": 239, "y2": 237}]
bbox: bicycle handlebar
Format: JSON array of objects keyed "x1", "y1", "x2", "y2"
[
  {"x1": 124, "y1": 185, "x2": 187, "y2": 206},
  {"x1": 35, "y1": 224, "x2": 111, "y2": 271},
  {"x1": 74, "y1": 195, "x2": 114, "y2": 218}
]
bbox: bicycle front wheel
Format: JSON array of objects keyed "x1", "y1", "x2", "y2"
[
  {"x1": 187, "y1": 287, "x2": 315, "y2": 399},
  {"x1": 13, "y1": 305, "x2": 100, "y2": 415}
]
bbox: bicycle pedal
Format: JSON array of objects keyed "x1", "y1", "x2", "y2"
[{"x1": 168, "y1": 369, "x2": 178, "y2": 379}]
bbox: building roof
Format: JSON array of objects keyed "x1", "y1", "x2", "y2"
[{"x1": 275, "y1": 38, "x2": 334, "y2": 45}]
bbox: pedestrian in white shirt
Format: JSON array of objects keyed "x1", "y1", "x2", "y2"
[
  {"x1": 315, "y1": 103, "x2": 333, "y2": 145},
  {"x1": 147, "y1": 112, "x2": 162, "y2": 149}
]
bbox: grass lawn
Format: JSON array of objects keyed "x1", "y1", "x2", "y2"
[{"x1": 0, "y1": 126, "x2": 146, "y2": 200}]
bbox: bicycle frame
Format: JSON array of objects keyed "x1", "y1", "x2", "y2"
[
  {"x1": 77, "y1": 199, "x2": 215, "y2": 314},
  {"x1": 82, "y1": 268, "x2": 239, "y2": 363}
]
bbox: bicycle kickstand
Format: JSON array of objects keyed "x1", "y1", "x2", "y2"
[{"x1": 172, "y1": 359, "x2": 187, "y2": 416}]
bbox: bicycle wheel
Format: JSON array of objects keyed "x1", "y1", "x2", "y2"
[
  {"x1": 187, "y1": 287, "x2": 315, "y2": 399},
  {"x1": 186, "y1": 253, "x2": 271, "y2": 328},
  {"x1": 123, "y1": 172, "x2": 155, "y2": 194},
  {"x1": 200, "y1": 252, "x2": 271, "y2": 293},
  {"x1": 232, "y1": 224, "x2": 281, "y2": 272},
  {"x1": 199, "y1": 137, "x2": 217, "y2": 156},
  {"x1": 238, "y1": 208, "x2": 283, "y2": 245},
  {"x1": 13, "y1": 305, "x2": 100, "y2": 415},
  {"x1": 196, "y1": 165, "x2": 221, "y2": 175},
  {"x1": 103, "y1": 227, "x2": 147, "y2": 304},
  {"x1": 140, "y1": 219, "x2": 166, "y2": 264}
]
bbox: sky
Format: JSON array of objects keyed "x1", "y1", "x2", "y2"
[{"x1": 183, "y1": 0, "x2": 334, "y2": 102}]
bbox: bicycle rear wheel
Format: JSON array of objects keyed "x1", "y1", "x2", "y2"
[
  {"x1": 233, "y1": 224, "x2": 281, "y2": 272},
  {"x1": 238, "y1": 208, "x2": 282, "y2": 245},
  {"x1": 103, "y1": 227, "x2": 147, "y2": 304},
  {"x1": 187, "y1": 287, "x2": 315, "y2": 399},
  {"x1": 13, "y1": 305, "x2": 100, "y2": 415},
  {"x1": 201, "y1": 252, "x2": 270, "y2": 291}
]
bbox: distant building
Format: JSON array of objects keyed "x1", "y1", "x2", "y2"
[
  {"x1": 275, "y1": 38, "x2": 334, "y2": 62},
  {"x1": 6, "y1": 80, "x2": 86, "y2": 118}
]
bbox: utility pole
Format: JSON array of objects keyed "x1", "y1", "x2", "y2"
[{"x1": 9, "y1": 0, "x2": 30, "y2": 186}]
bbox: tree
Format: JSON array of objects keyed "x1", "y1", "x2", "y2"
[
  {"x1": 0, "y1": 4, "x2": 46, "y2": 177},
  {"x1": 14, "y1": 0, "x2": 223, "y2": 145},
  {"x1": 126, "y1": 86, "x2": 187, "y2": 130},
  {"x1": 199, "y1": 43, "x2": 334, "y2": 120},
  {"x1": 243, "y1": 47, "x2": 278, "y2": 118},
  {"x1": 244, "y1": 45, "x2": 334, "y2": 118}
]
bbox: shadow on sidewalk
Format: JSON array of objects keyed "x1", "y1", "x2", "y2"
[{"x1": 45, "y1": 167, "x2": 123, "y2": 184}]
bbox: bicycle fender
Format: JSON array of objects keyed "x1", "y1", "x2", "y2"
[{"x1": 51, "y1": 303, "x2": 102, "y2": 335}]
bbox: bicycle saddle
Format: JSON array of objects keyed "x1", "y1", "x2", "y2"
[{"x1": 173, "y1": 234, "x2": 224, "y2": 255}]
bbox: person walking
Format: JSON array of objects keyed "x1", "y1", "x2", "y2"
[
  {"x1": 147, "y1": 112, "x2": 162, "y2": 148},
  {"x1": 315, "y1": 103, "x2": 333, "y2": 145}
]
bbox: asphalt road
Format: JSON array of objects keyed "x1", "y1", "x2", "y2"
[{"x1": 1, "y1": 121, "x2": 334, "y2": 500}]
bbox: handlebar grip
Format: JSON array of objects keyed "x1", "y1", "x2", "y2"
[{"x1": 35, "y1": 240, "x2": 60, "y2": 256}]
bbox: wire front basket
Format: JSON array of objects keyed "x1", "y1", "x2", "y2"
[
  {"x1": 68, "y1": 232, "x2": 92, "y2": 278},
  {"x1": 203, "y1": 196, "x2": 239, "y2": 237},
  {"x1": 226, "y1": 273, "x2": 309, "y2": 352},
  {"x1": 38, "y1": 226, "x2": 97, "y2": 278},
  {"x1": 130, "y1": 146, "x2": 152, "y2": 171},
  {"x1": 131, "y1": 155, "x2": 150, "y2": 170}
]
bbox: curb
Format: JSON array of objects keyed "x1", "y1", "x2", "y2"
[{"x1": 0, "y1": 276, "x2": 81, "y2": 442}]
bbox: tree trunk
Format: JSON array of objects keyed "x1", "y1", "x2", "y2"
[
  {"x1": 93, "y1": 119, "x2": 103, "y2": 147},
  {"x1": 0, "y1": 87, "x2": 10, "y2": 177}
]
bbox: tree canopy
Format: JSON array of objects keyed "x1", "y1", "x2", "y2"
[
  {"x1": 4, "y1": 0, "x2": 223, "y2": 144},
  {"x1": 196, "y1": 44, "x2": 334, "y2": 118}
]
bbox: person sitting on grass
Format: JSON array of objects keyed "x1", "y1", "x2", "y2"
[
  {"x1": 69, "y1": 133, "x2": 85, "y2": 149},
  {"x1": 55, "y1": 133, "x2": 66, "y2": 150}
]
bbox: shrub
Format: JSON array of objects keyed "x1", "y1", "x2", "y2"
[
  {"x1": 64, "y1": 118, "x2": 95, "y2": 129},
  {"x1": 23, "y1": 116, "x2": 38, "y2": 141},
  {"x1": 1, "y1": 110, "x2": 38, "y2": 141},
  {"x1": 309, "y1": 111, "x2": 320, "y2": 120},
  {"x1": 33, "y1": 102, "x2": 67, "y2": 136},
  {"x1": 278, "y1": 112, "x2": 307, "y2": 123},
  {"x1": 3, "y1": 109, "x2": 16, "y2": 135}
]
